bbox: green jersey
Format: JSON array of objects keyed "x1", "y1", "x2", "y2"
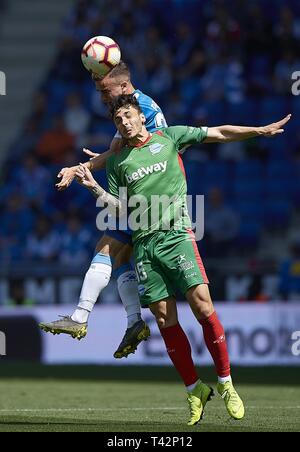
[{"x1": 106, "y1": 126, "x2": 208, "y2": 243}]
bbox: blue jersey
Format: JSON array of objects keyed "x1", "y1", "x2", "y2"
[
  {"x1": 114, "y1": 89, "x2": 167, "y2": 138},
  {"x1": 134, "y1": 89, "x2": 168, "y2": 131}
]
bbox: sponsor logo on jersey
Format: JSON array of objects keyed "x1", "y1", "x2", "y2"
[
  {"x1": 149, "y1": 143, "x2": 164, "y2": 155},
  {"x1": 125, "y1": 161, "x2": 168, "y2": 183}
]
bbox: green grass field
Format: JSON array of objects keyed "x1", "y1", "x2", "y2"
[{"x1": 0, "y1": 365, "x2": 299, "y2": 432}]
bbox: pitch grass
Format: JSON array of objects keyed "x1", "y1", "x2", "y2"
[{"x1": 0, "y1": 365, "x2": 299, "y2": 432}]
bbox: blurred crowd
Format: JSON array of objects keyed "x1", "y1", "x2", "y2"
[{"x1": 1, "y1": 0, "x2": 300, "y2": 300}]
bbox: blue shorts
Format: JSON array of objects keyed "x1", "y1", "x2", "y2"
[{"x1": 104, "y1": 228, "x2": 133, "y2": 246}]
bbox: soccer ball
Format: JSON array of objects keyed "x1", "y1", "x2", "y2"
[{"x1": 81, "y1": 36, "x2": 121, "y2": 77}]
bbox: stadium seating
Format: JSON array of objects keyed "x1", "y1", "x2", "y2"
[{"x1": 0, "y1": 0, "x2": 298, "y2": 268}]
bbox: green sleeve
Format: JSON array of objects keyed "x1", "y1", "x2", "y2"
[
  {"x1": 106, "y1": 155, "x2": 120, "y2": 198},
  {"x1": 162, "y1": 126, "x2": 208, "y2": 151}
]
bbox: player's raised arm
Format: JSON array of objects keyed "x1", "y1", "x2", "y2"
[
  {"x1": 204, "y1": 114, "x2": 291, "y2": 143},
  {"x1": 84, "y1": 137, "x2": 125, "y2": 171},
  {"x1": 55, "y1": 151, "x2": 110, "y2": 191},
  {"x1": 55, "y1": 137, "x2": 123, "y2": 191},
  {"x1": 75, "y1": 164, "x2": 126, "y2": 217}
]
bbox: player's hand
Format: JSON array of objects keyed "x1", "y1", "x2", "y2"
[
  {"x1": 56, "y1": 166, "x2": 78, "y2": 191},
  {"x1": 83, "y1": 148, "x2": 100, "y2": 159},
  {"x1": 260, "y1": 114, "x2": 292, "y2": 137},
  {"x1": 75, "y1": 163, "x2": 97, "y2": 189}
]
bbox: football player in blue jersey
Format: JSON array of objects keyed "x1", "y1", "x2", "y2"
[{"x1": 39, "y1": 62, "x2": 167, "y2": 359}]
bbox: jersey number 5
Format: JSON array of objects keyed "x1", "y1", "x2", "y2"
[{"x1": 135, "y1": 262, "x2": 148, "y2": 282}]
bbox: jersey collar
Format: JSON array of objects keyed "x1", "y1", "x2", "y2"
[{"x1": 133, "y1": 133, "x2": 153, "y2": 148}]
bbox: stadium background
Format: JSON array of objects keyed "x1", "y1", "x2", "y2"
[{"x1": 0, "y1": 0, "x2": 299, "y2": 433}]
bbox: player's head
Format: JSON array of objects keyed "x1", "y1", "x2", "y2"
[
  {"x1": 93, "y1": 61, "x2": 133, "y2": 104},
  {"x1": 109, "y1": 94, "x2": 146, "y2": 140}
]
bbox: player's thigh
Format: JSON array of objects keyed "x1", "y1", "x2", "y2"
[
  {"x1": 114, "y1": 244, "x2": 133, "y2": 269},
  {"x1": 186, "y1": 284, "x2": 214, "y2": 320},
  {"x1": 159, "y1": 229, "x2": 209, "y2": 297},
  {"x1": 133, "y1": 241, "x2": 175, "y2": 309},
  {"x1": 95, "y1": 230, "x2": 132, "y2": 258},
  {"x1": 149, "y1": 297, "x2": 178, "y2": 329}
]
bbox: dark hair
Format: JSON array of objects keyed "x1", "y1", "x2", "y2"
[
  {"x1": 92, "y1": 60, "x2": 131, "y2": 81},
  {"x1": 109, "y1": 94, "x2": 142, "y2": 118}
]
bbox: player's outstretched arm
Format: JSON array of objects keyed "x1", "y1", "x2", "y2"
[
  {"x1": 55, "y1": 138, "x2": 124, "y2": 191},
  {"x1": 75, "y1": 164, "x2": 125, "y2": 217},
  {"x1": 56, "y1": 165, "x2": 80, "y2": 191},
  {"x1": 85, "y1": 137, "x2": 124, "y2": 170},
  {"x1": 56, "y1": 149, "x2": 112, "y2": 191},
  {"x1": 204, "y1": 114, "x2": 291, "y2": 143}
]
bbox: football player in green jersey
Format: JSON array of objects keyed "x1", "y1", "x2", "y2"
[
  {"x1": 39, "y1": 62, "x2": 168, "y2": 357},
  {"x1": 75, "y1": 94, "x2": 291, "y2": 425}
]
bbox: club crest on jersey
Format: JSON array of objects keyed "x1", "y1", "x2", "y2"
[{"x1": 149, "y1": 143, "x2": 164, "y2": 155}]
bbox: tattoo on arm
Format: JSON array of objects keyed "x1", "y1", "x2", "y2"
[{"x1": 89, "y1": 183, "x2": 125, "y2": 216}]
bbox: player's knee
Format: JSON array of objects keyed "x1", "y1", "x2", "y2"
[
  {"x1": 187, "y1": 285, "x2": 214, "y2": 320},
  {"x1": 150, "y1": 307, "x2": 168, "y2": 329},
  {"x1": 156, "y1": 316, "x2": 167, "y2": 329},
  {"x1": 150, "y1": 299, "x2": 178, "y2": 329},
  {"x1": 195, "y1": 299, "x2": 214, "y2": 320},
  {"x1": 155, "y1": 312, "x2": 178, "y2": 329}
]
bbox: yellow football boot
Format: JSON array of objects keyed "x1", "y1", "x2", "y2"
[{"x1": 217, "y1": 381, "x2": 245, "y2": 420}]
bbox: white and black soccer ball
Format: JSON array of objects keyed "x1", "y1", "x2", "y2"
[{"x1": 81, "y1": 36, "x2": 121, "y2": 77}]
